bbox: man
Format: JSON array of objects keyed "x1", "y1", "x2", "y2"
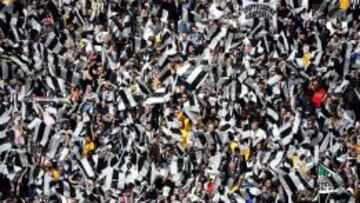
[{"x1": 249, "y1": 120, "x2": 267, "y2": 147}]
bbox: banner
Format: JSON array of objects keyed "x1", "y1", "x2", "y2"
[{"x1": 242, "y1": 0, "x2": 277, "y2": 19}]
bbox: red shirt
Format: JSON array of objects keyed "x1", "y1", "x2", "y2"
[
  {"x1": 311, "y1": 88, "x2": 326, "y2": 107},
  {"x1": 207, "y1": 182, "x2": 215, "y2": 193}
]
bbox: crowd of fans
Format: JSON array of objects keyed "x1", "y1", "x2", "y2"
[{"x1": 0, "y1": 0, "x2": 359, "y2": 202}]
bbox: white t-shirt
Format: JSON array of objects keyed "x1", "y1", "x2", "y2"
[{"x1": 244, "y1": 128, "x2": 266, "y2": 146}]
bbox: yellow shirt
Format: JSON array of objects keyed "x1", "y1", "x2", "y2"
[
  {"x1": 155, "y1": 34, "x2": 162, "y2": 44},
  {"x1": 300, "y1": 162, "x2": 308, "y2": 178},
  {"x1": 242, "y1": 147, "x2": 251, "y2": 161},
  {"x1": 229, "y1": 141, "x2": 238, "y2": 152},
  {"x1": 84, "y1": 141, "x2": 95, "y2": 155},
  {"x1": 52, "y1": 169, "x2": 60, "y2": 181},
  {"x1": 353, "y1": 144, "x2": 360, "y2": 151},
  {"x1": 180, "y1": 129, "x2": 189, "y2": 148},
  {"x1": 177, "y1": 113, "x2": 192, "y2": 148},
  {"x1": 177, "y1": 113, "x2": 192, "y2": 132},
  {"x1": 129, "y1": 85, "x2": 137, "y2": 93},
  {"x1": 290, "y1": 155, "x2": 300, "y2": 167},
  {"x1": 301, "y1": 52, "x2": 311, "y2": 68},
  {"x1": 339, "y1": 0, "x2": 350, "y2": 11},
  {"x1": 3, "y1": 0, "x2": 15, "y2": 5},
  {"x1": 230, "y1": 185, "x2": 239, "y2": 193}
]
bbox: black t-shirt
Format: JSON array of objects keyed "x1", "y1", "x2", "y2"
[
  {"x1": 0, "y1": 174, "x2": 11, "y2": 200},
  {"x1": 162, "y1": 1, "x2": 178, "y2": 22}
]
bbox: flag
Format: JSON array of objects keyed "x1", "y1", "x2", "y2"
[
  {"x1": 77, "y1": 155, "x2": 98, "y2": 179},
  {"x1": 117, "y1": 89, "x2": 137, "y2": 111},
  {"x1": 0, "y1": 108, "x2": 11, "y2": 137},
  {"x1": 30, "y1": 120, "x2": 54, "y2": 147},
  {"x1": 44, "y1": 32, "x2": 67, "y2": 54},
  {"x1": 208, "y1": 26, "x2": 228, "y2": 49},
  {"x1": 158, "y1": 66, "x2": 172, "y2": 84},
  {"x1": 156, "y1": 42, "x2": 177, "y2": 69},
  {"x1": 60, "y1": 67, "x2": 81, "y2": 86},
  {"x1": 9, "y1": 16, "x2": 22, "y2": 42},
  {"x1": 342, "y1": 42, "x2": 352, "y2": 78},
  {"x1": 29, "y1": 18, "x2": 42, "y2": 32},
  {"x1": 262, "y1": 150, "x2": 284, "y2": 168},
  {"x1": 45, "y1": 76, "x2": 66, "y2": 94},
  {"x1": 318, "y1": 164, "x2": 344, "y2": 193},
  {"x1": 99, "y1": 167, "x2": 121, "y2": 190},
  {"x1": 0, "y1": 164, "x2": 22, "y2": 181},
  {"x1": 10, "y1": 55, "x2": 31, "y2": 75},
  {"x1": 279, "y1": 170, "x2": 313, "y2": 201},
  {"x1": 266, "y1": 107, "x2": 279, "y2": 123},
  {"x1": 276, "y1": 31, "x2": 292, "y2": 54},
  {"x1": 46, "y1": 133, "x2": 62, "y2": 160},
  {"x1": 276, "y1": 122, "x2": 293, "y2": 145},
  {"x1": 205, "y1": 24, "x2": 221, "y2": 42},
  {"x1": 178, "y1": 64, "x2": 208, "y2": 90},
  {"x1": 143, "y1": 88, "x2": 171, "y2": 105},
  {"x1": 183, "y1": 94, "x2": 201, "y2": 124},
  {"x1": 57, "y1": 180, "x2": 76, "y2": 198},
  {"x1": 137, "y1": 80, "x2": 152, "y2": 96},
  {"x1": 318, "y1": 164, "x2": 331, "y2": 177},
  {"x1": 0, "y1": 61, "x2": 11, "y2": 80}
]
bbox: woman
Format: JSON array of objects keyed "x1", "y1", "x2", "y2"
[
  {"x1": 332, "y1": 108, "x2": 352, "y2": 136},
  {"x1": 14, "y1": 122, "x2": 25, "y2": 147}
]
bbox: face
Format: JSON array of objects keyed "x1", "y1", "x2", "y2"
[
  {"x1": 251, "y1": 121, "x2": 259, "y2": 130},
  {"x1": 336, "y1": 110, "x2": 343, "y2": 119},
  {"x1": 256, "y1": 142, "x2": 262, "y2": 150},
  {"x1": 145, "y1": 123, "x2": 152, "y2": 131},
  {"x1": 179, "y1": 85, "x2": 186, "y2": 94},
  {"x1": 244, "y1": 43, "x2": 252, "y2": 54},
  {"x1": 98, "y1": 66, "x2": 105, "y2": 74},
  {"x1": 199, "y1": 8, "x2": 206, "y2": 16},
  {"x1": 86, "y1": 85, "x2": 92, "y2": 93},
  {"x1": 96, "y1": 113, "x2": 102, "y2": 121},
  {"x1": 265, "y1": 179, "x2": 272, "y2": 188},
  {"x1": 191, "y1": 26, "x2": 197, "y2": 33},
  {"x1": 311, "y1": 80, "x2": 319, "y2": 90},
  {"x1": 178, "y1": 121, "x2": 184, "y2": 128},
  {"x1": 208, "y1": 123, "x2": 215, "y2": 132},
  {"x1": 188, "y1": 45, "x2": 195, "y2": 54},
  {"x1": 225, "y1": 57, "x2": 232, "y2": 66},
  {"x1": 15, "y1": 83, "x2": 21, "y2": 91},
  {"x1": 283, "y1": 111, "x2": 292, "y2": 121},
  {"x1": 180, "y1": 33, "x2": 187, "y2": 42},
  {"x1": 307, "y1": 120, "x2": 314, "y2": 129}
]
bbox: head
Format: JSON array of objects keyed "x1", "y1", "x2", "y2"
[
  {"x1": 207, "y1": 122, "x2": 215, "y2": 133},
  {"x1": 98, "y1": 65, "x2": 105, "y2": 74},
  {"x1": 86, "y1": 85, "x2": 93, "y2": 93},
  {"x1": 179, "y1": 84, "x2": 186, "y2": 94},
  {"x1": 336, "y1": 109, "x2": 344, "y2": 119},
  {"x1": 180, "y1": 33, "x2": 188, "y2": 42},
  {"x1": 251, "y1": 121, "x2": 259, "y2": 131}
]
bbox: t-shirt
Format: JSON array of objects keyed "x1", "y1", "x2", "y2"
[
  {"x1": 250, "y1": 129, "x2": 267, "y2": 146},
  {"x1": 311, "y1": 88, "x2": 326, "y2": 107},
  {"x1": 339, "y1": 0, "x2": 350, "y2": 11},
  {"x1": 84, "y1": 141, "x2": 95, "y2": 155}
]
